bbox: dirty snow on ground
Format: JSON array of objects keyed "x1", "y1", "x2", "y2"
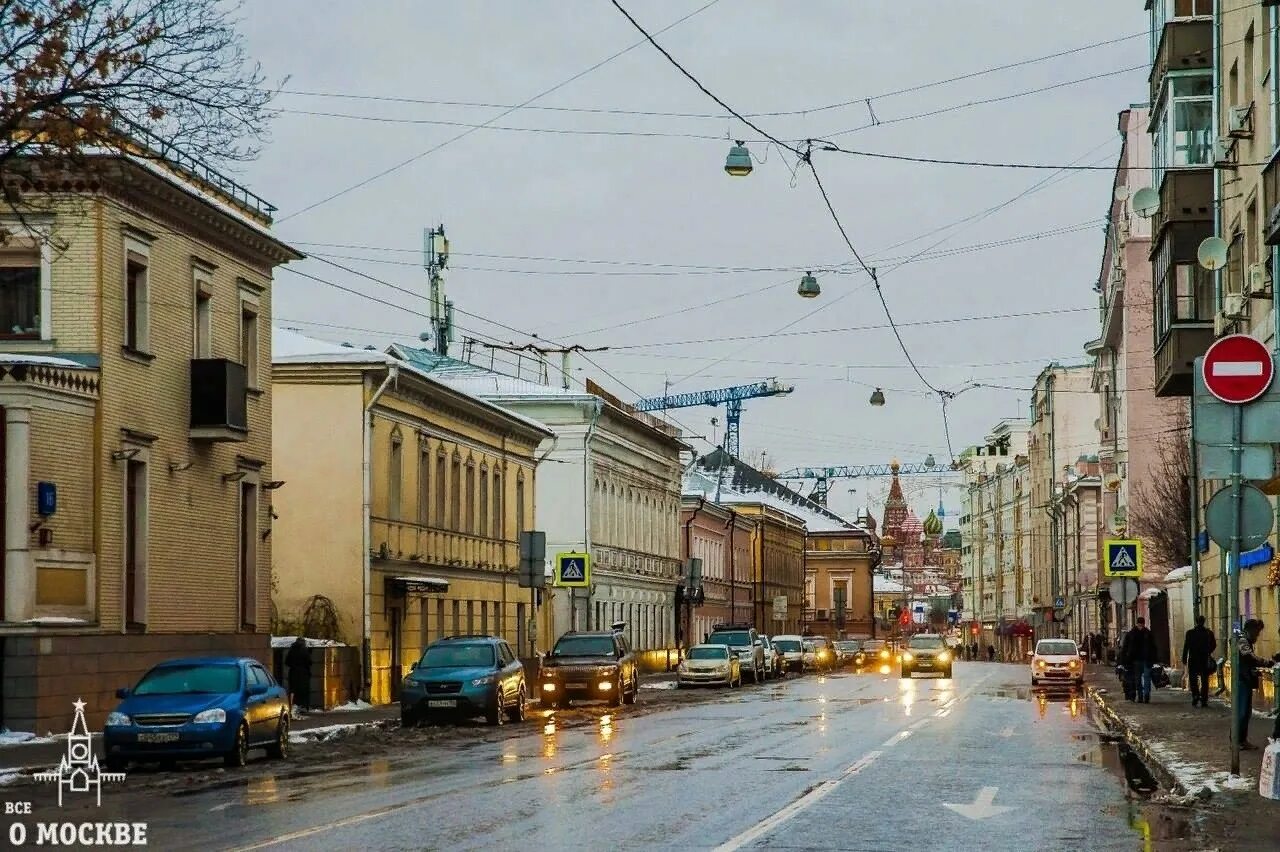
[
  {"x1": 289, "y1": 723, "x2": 366, "y2": 744},
  {"x1": 270, "y1": 636, "x2": 346, "y2": 649},
  {"x1": 0, "y1": 731, "x2": 62, "y2": 747},
  {"x1": 1147, "y1": 741, "x2": 1255, "y2": 794},
  {"x1": 0, "y1": 769, "x2": 23, "y2": 786},
  {"x1": 640, "y1": 680, "x2": 678, "y2": 690},
  {"x1": 327, "y1": 700, "x2": 373, "y2": 712}
]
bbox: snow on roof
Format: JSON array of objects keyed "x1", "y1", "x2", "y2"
[
  {"x1": 1164, "y1": 566, "x2": 1193, "y2": 583},
  {"x1": 387, "y1": 343, "x2": 595, "y2": 401},
  {"x1": 874, "y1": 576, "x2": 906, "y2": 594},
  {"x1": 273, "y1": 327, "x2": 395, "y2": 365},
  {"x1": 683, "y1": 468, "x2": 865, "y2": 533},
  {"x1": 0, "y1": 354, "x2": 88, "y2": 368}
]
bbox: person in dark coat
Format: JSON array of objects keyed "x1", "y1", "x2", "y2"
[
  {"x1": 1181, "y1": 615, "x2": 1216, "y2": 708},
  {"x1": 1091, "y1": 632, "x2": 1104, "y2": 664},
  {"x1": 1121, "y1": 618, "x2": 1158, "y2": 703},
  {"x1": 286, "y1": 637, "x2": 312, "y2": 713},
  {"x1": 1235, "y1": 619, "x2": 1266, "y2": 750}
]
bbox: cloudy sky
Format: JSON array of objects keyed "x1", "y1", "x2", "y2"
[{"x1": 234, "y1": 0, "x2": 1149, "y2": 524}]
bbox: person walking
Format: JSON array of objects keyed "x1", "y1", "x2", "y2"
[
  {"x1": 1091, "y1": 632, "x2": 1104, "y2": 664},
  {"x1": 1235, "y1": 619, "x2": 1266, "y2": 750},
  {"x1": 286, "y1": 636, "x2": 313, "y2": 714},
  {"x1": 1121, "y1": 617, "x2": 1157, "y2": 703},
  {"x1": 1181, "y1": 615, "x2": 1216, "y2": 708},
  {"x1": 987, "y1": 644, "x2": 996, "y2": 662}
]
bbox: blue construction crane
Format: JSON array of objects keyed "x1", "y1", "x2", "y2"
[
  {"x1": 633, "y1": 379, "x2": 794, "y2": 458},
  {"x1": 775, "y1": 460, "x2": 959, "y2": 507}
]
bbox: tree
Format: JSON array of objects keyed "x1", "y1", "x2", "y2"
[
  {"x1": 1127, "y1": 432, "x2": 1193, "y2": 572},
  {"x1": 1, "y1": 0, "x2": 275, "y2": 202}
]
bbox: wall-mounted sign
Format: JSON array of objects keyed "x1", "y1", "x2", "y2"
[{"x1": 37, "y1": 482, "x2": 56, "y2": 516}]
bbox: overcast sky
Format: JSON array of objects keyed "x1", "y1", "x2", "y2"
[{"x1": 236, "y1": 0, "x2": 1148, "y2": 525}]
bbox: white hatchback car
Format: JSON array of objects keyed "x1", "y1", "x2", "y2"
[{"x1": 1031, "y1": 639, "x2": 1084, "y2": 687}]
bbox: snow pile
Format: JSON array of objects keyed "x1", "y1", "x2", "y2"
[
  {"x1": 22, "y1": 616, "x2": 88, "y2": 625},
  {"x1": 289, "y1": 723, "x2": 365, "y2": 744},
  {"x1": 0, "y1": 769, "x2": 23, "y2": 786},
  {"x1": 270, "y1": 636, "x2": 346, "y2": 649},
  {"x1": 327, "y1": 700, "x2": 373, "y2": 712},
  {"x1": 640, "y1": 680, "x2": 678, "y2": 691},
  {"x1": 1147, "y1": 742, "x2": 1255, "y2": 795}
]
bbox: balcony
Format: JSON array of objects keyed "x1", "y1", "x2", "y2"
[
  {"x1": 190, "y1": 358, "x2": 247, "y2": 442},
  {"x1": 1148, "y1": 16, "x2": 1211, "y2": 105},
  {"x1": 1150, "y1": 167, "x2": 1213, "y2": 243},
  {"x1": 1264, "y1": 149, "x2": 1280, "y2": 246},
  {"x1": 371, "y1": 518, "x2": 518, "y2": 571},
  {"x1": 1154, "y1": 323, "x2": 1215, "y2": 396}
]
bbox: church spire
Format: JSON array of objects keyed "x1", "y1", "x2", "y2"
[{"x1": 881, "y1": 459, "x2": 908, "y2": 545}]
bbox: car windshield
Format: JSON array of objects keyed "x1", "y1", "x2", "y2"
[
  {"x1": 134, "y1": 664, "x2": 240, "y2": 696},
  {"x1": 802, "y1": 641, "x2": 816, "y2": 651},
  {"x1": 552, "y1": 635, "x2": 616, "y2": 657},
  {"x1": 773, "y1": 639, "x2": 801, "y2": 652},
  {"x1": 862, "y1": 641, "x2": 885, "y2": 651},
  {"x1": 1036, "y1": 641, "x2": 1079, "y2": 656},
  {"x1": 708, "y1": 631, "x2": 751, "y2": 647},
  {"x1": 689, "y1": 646, "x2": 729, "y2": 660},
  {"x1": 836, "y1": 641, "x2": 860, "y2": 650},
  {"x1": 908, "y1": 636, "x2": 946, "y2": 650},
  {"x1": 421, "y1": 643, "x2": 495, "y2": 668}
]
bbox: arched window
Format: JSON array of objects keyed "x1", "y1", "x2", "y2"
[
  {"x1": 479, "y1": 463, "x2": 490, "y2": 537},
  {"x1": 388, "y1": 427, "x2": 403, "y2": 520}
]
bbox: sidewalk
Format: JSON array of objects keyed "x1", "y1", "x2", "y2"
[
  {"x1": 0, "y1": 702, "x2": 399, "y2": 781},
  {"x1": 1085, "y1": 663, "x2": 1277, "y2": 798}
]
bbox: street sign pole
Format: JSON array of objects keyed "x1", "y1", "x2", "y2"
[{"x1": 1228, "y1": 403, "x2": 1243, "y2": 776}]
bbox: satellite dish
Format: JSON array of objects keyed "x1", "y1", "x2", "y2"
[
  {"x1": 1197, "y1": 236, "x2": 1229, "y2": 271},
  {"x1": 1131, "y1": 187, "x2": 1159, "y2": 218},
  {"x1": 1114, "y1": 185, "x2": 1130, "y2": 202}
]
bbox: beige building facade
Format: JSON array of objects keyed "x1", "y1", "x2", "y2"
[{"x1": 0, "y1": 152, "x2": 299, "y2": 730}]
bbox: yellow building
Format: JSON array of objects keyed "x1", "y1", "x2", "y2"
[
  {"x1": 271, "y1": 330, "x2": 552, "y2": 705},
  {"x1": 0, "y1": 149, "x2": 300, "y2": 730},
  {"x1": 804, "y1": 527, "x2": 878, "y2": 639}
]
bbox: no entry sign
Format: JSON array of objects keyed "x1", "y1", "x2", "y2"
[{"x1": 1202, "y1": 334, "x2": 1274, "y2": 404}]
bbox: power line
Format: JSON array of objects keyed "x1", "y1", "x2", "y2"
[{"x1": 277, "y1": 0, "x2": 724, "y2": 223}]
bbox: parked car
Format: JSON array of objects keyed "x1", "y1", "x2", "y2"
[
  {"x1": 103, "y1": 657, "x2": 289, "y2": 771},
  {"x1": 833, "y1": 640, "x2": 861, "y2": 667},
  {"x1": 1031, "y1": 639, "x2": 1084, "y2": 688},
  {"x1": 900, "y1": 633, "x2": 954, "y2": 679},
  {"x1": 771, "y1": 635, "x2": 805, "y2": 673},
  {"x1": 802, "y1": 637, "x2": 836, "y2": 672},
  {"x1": 707, "y1": 623, "x2": 765, "y2": 682},
  {"x1": 539, "y1": 624, "x2": 639, "y2": 707},
  {"x1": 401, "y1": 636, "x2": 527, "y2": 727},
  {"x1": 677, "y1": 644, "x2": 741, "y2": 688},
  {"x1": 759, "y1": 635, "x2": 782, "y2": 678}
]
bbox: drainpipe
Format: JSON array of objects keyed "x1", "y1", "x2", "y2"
[
  {"x1": 682, "y1": 497, "x2": 706, "y2": 655},
  {"x1": 362, "y1": 365, "x2": 398, "y2": 701},
  {"x1": 578, "y1": 400, "x2": 603, "y2": 632},
  {"x1": 725, "y1": 510, "x2": 737, "y2": 628}
]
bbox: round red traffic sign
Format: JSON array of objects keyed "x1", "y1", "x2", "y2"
[{"x1": 1202, "y1": 334, "x2": 1274, "y2": 404}]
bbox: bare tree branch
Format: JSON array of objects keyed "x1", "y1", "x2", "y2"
[{"x1": 1127, "y1": 432, "x2": 1193, "y2": 572}]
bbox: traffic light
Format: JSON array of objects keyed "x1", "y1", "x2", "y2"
[
  {"x1": 899, "y1": 610, "x2": 910, "y2": 626},
  {"x1": 971, "y1": 625, "x2": 979, "y2": 636}
]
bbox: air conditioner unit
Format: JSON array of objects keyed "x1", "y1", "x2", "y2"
[
  {"x1": 1214, "y1": 137, "x2": 1239, "y2": 169},
  {"x1": 1224, "y1": 292, "x2": 1248, "y2": 320},
  {"x1": 1247, "y1": 262, "x2": 1273, "y2": 298},
  {"x1": 1215, "y1": 311, "x2": 1234, "y2": 336},
  {"x1": 816, "y1": 609, "x2": 828, "y2": 621},
  {"x1": 1229, "y1": 103, "x2": 1254, "y2": 139}
]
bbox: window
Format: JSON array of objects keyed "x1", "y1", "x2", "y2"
[
  {"x1": 493, "y1": 472, "x2": 503, "y2": 539},
  {"x1": 436, "y1": 452, "x2": 447, "y2": 527},
  {"x1": 240, "y1": 295, "x2": 260, "y2": 388},
  {"x1": 124, "y1": 243, "x2": 150, "y2": 353},
  {"x1": 240, "y1": 479, "x2": 258, "y2": 627},
  {"x1": 0, "y1": 251, "x2": 39, "y2": 338},
  {"x1": 418, "y1": 444, "x2": 430, "y2": 526},
  {"x1": 388, "y1": 431, "x2": 403, "y2": 520},
  {"x1": 450, "y1": 455, "x2": 462, "y2": 531},
  {"x1": 193, "y1": 275, "x2": 212, "y2": 358},
  {"x1": 465, "y1": 463, "x2": 476, "y2": 533},
  {"x1": 516, "y1": 476, "x2": 526, "y2": 535},
  {"x1": 478, "y1": 465, "x2": 489, "y2": 537},
  {"x1": 1153, "y1": 240, "x2": 1214, "y2": 337},
  {"x1": 1152, "y1": 73, "x2": 1213, "y2": 189},
  {"x1": 125, "y1": 457, "x2": 148, "y2": 627},
  {"x1": 1246, "y1": 197, "x2": 1259, "y2": 269}
]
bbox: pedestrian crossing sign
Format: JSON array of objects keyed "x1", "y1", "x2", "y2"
[
  {"x1": 555, "y1": 552, "x2": 591, "y2": 588},
  {"x1": 1103, "y1": 539, "x2": 1142, "y2": 578}
]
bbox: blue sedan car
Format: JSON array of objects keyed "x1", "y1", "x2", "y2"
[
  {"x1": 103, "y1": 656, "x2": 290, "y2": 771},
  {"x1": 400, "y1": 636, "x2": 527, "y2": 727}
]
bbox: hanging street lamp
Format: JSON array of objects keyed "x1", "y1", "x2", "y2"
[
  {"x1": 869, "y1": 388, "x2": 886, "y2": 407},
  {"x1": 724, "y1": 141, "x2": 753, "y2": 177},
  {"x1": 925, "y1": 454, "x2": 936, "y2": 467},
  {"x1": 797, "y1": 271, "x2": 820, "y2": 298}
]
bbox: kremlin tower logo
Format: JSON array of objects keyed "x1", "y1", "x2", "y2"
[{"x1": 33, "y1": 699, "x2": 126, "y2": 807}]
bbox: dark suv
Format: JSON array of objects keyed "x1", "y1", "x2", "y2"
[
  {"x1": 539, "y1": 625, "x2": 639, "y2": 707},
  {"x1": 400, "y1": 636, "x2": 527, "y2": 727}
]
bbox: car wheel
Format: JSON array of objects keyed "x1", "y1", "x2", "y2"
[
  {"x1": 506, "y1": 685, "x2": 528, "y2": 723},
  {"x1": 623, "y1": 676, "x2": 638, "y2": 706},
  {"x1": 224, "y1": 723, "x2": 249, "y2": 768},
  {"x1": 266, "y1": 713, "x2": 289, "y2": 759},
  {"x1": 401, "y1": 708, "x2": 418, "y2": 729},
  {"x1": 486, "y1": 695, "x2": 505, "y2": 726}
]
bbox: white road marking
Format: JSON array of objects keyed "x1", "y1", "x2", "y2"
[
  {"x1": 713, "y1": 751, "x2": 883, "y2": 852},
  {"x1": 997, "y1": 725, "x2": 1018, "y2": 738},
  {"x1": 942, "y1": 786, "x2": 1013, "y2": 820}
]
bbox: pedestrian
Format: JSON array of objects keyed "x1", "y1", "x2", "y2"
[
  {"x1": 1235, "y1": 619, "x2": 1266, "y2": 750},
  {"x1": 1181, "y1": 615, "x2": 1216, "y2": 708},
  {"x1": 286, "y1": 636, "x2": 312, "y2": 714},
  {"x1": 987, "y1": 644, "x2": 996, "y2": 662},
  {"x1": 1121, "y1": 618, "x2": 1157, "y2": 703},
  {"x1": 1091, "y1": 632, "x2": 1103, "y2": 664},
  {"x1": 1271, "y1": 622, "x2": 1280, "y2": 745}
]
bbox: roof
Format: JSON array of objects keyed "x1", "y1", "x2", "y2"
[
  {"x1": 0, "y1": 353, "x2": 89, "y2": 368},
  {"x1": 683, "y1": 455, "x2": 867, "y2": 534},
  {"x1": 1164, "y1": 566, "x2": 1193, "y2": 583},
  {"x1": 387, "y1": 344, "x2": 595, "y2": 401},
  {"x1": 874, "y1": 576, "x2": 907, "y2": 594}
]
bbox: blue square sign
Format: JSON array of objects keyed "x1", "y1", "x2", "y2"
[
  {"x1": 1104, "y1": 539, "x2": 1142, "y2": 578},
  {"x1": 555, "y1": 552, "x2": 591, "y2": 588},
  {"x1": 37, "y1": 481, "x2": 56, "y2": 516}
]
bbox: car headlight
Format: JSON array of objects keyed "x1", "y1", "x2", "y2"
[
  {"x1": 902, "y1": 652, "x2": 914, "y2": 663},
  {"x1": 105, "y1": 712, "x2": 131, "y2": 726},
  {"x1": 938, "y1": 652, "x2": 951, "y2": 663},
  {"x1": 192, "y1": 708, "x2": 227, "y2": 724},
  {"x1": 471, "y1": 675, "x2": 497, "y2": 686},
  {"x1": 542, "y1": 682, "x2": 557, "y2": 692},
  {"x1": 1036, "y1": 659, "x2": 1047, "y2": 668},
  {"x1": 880, "y1": 650, "x2": 889, "y2": 659},
  {"x1": 1068, "y1": 659, "x2": 1079, "y2": 669}
]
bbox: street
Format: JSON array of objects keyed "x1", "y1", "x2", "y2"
[{"x1": 3, "y1": 663, "x2": 1189, "y2": 851}]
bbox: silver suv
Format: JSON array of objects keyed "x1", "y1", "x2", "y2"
[{"x1": 706, "y1": 623, "x2": 764, "y2": 683}]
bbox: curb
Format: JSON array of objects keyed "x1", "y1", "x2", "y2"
[{"x1": 1086, "y1": 685, "x2": 1203, "y2": 800}]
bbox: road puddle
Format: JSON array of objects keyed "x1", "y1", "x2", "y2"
[{"x1": 1076, "y1": 736, "x2": 1159, "y2": 795}]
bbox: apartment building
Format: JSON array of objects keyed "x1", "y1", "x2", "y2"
[
  {"x1": 0, "y1": 147, "x2": 301, "y2": 730},
  {"x1": 271, "y1": 330, "x2": 552, "y2": 705},
  {"x1": 1028, "y1": 365, "x2": 1097, "y2": 638},
  {"x1": 679, "y1": 491, "x2": 757, "y2": 645}
]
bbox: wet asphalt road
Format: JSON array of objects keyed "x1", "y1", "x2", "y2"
[{"x1": 3, "y1": 663, "x2": 1161, "y2": 851}]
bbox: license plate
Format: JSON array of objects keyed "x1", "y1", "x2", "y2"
[
  {"x1": 917, "y1": 661, "x2": 933, "y2": 667},
  {"x1": 427, "y1": 699, "x2": 456, "y2": 708},
  {"x1": 565, "y1": 683, "x2": 588, "y2": 691},
  {"x1": 137, "y1": 732, "x2": 179, "y2": 743}
]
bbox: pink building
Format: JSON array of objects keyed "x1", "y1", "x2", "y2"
[{"x1": 680, "y1": 496, "x2": 757, "y2": 647}]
